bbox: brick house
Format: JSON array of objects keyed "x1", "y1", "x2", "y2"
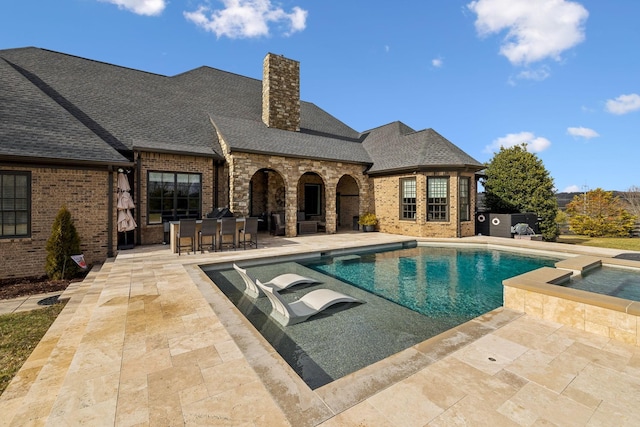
[{"x1": 0, "y1": 47, "x2": 483, "y2": 280}]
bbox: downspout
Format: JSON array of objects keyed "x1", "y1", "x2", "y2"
[
  {"x1": 136, "y1": 154, "x2": 142, "y2": 245},
  {"x1": 107, "y1": 168, "x2": 114, "y2": 258},
  {"x1": 214, "y1": 160, "x2": 219, "y2": 208},
  {"x1": 456, "y1": 174, "x2": 461, "y2": 238}
]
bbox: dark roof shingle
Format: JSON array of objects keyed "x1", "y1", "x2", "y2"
[
  {"x1": 0, "y1": 55, "x2": 130, "y2": 165},
  {"x1": 362, "y1": 122, "x2": 483, "y2": 173},
  {"x1": 0, "y1": 47, "x2": 480, "y2": 172}
]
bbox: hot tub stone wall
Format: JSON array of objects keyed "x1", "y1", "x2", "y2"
[{"x1": 503, "y1": 266, "x2": 640, "y2": 347}]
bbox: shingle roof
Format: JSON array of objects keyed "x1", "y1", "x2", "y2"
[
  {"x1": 0, "y1": 47, "x2": 480, "y2": 172},
  {"x1": 0, "y1": 48, "x2": 220, "y2": 160},
  {"x1": 361, "y1": 122, "x2": 483, "y2": 174},
  {"x1": 0, "y1": 47, "x2": 370, "y2": 164},
  {"x1": 211, "y1": 115, "x2": 371, "y2": 163},
  {"x1": 0, "y1": 55, "x2": 130, "y2": 165}
]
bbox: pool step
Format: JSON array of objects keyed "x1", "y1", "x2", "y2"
[{"x1": 555, "y1": 255, "x2": 602, "y2": 277}]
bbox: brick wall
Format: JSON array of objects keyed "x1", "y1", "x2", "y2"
[
  {"x1": 372, "y1": 171, "x2": 477, "y2": 238},
  {"x1": 136, "y1": 151, "x2": 221, "y2": 245},
  {"x1": 0, "y1": 165, "x2": 112, "y2": 280}
]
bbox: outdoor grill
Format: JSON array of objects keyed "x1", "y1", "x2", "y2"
[{"x1": 207, "y1": 207, "x2": 234, "y2": 219}]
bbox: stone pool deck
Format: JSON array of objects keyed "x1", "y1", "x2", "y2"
[{"x1": 1, "y1": 233, "x2": 640, "y2": 426}]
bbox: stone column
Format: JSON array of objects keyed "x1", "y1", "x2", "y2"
[
  {"x1": 324, "y1": 184, "x2": 337, "y2": 234},
  {"x1": 285, "y1": 184, "x2": 298, "y2": 237}
]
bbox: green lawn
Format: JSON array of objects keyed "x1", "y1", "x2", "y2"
[
  {"x1": 0, "y1": 303, "x2": 65, "y2": 395},
  {"x1": 557, "y1": 235, "x2": 640, "y2": 251}
]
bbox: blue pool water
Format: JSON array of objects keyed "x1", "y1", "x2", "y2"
[
  {"x1": 204, "y1": 245, "x2": 559, "y2": 389},
  {"x1": 302, "y1": 246, "x2": 559, "y2": 320}
]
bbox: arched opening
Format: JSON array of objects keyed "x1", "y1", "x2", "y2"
[
  {"x1": 249, "y1": 168, "x2": 285, "y2": 233},
  {"x1": 336, "y1": 175, "x2": 360, "y2": 231},
  {"x1": 296, "y1": 172, "x2": 325, "y2": 234}
]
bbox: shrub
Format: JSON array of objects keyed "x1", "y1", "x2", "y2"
[
  {"x1": 45, "y1": 206, "x2": 81, "y2": 280},
  {"x1": 566, "y1": 188, "x2": 637, "y2": 237},
  {"x1": 358, "y1": 212, "x2": 378, "y2": 226}
]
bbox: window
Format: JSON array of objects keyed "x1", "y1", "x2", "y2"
[
  {"x1": 400, "y1": 178, "x2": 416, "y2": 219},
  {"x1": 148, "y1": 172, "x2": 201, "y2": 224},
  {"x1": 1, "y1": 171, "x2": 30, "y2": 237},
  {"x1": 427, "y1": 177, "x2": 449, "y2": 221},
  {"x1": 459, "y1": 177, "x2": 470, "y2": 221}
]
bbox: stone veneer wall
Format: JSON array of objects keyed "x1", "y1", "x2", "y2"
[
  {"x1": 262, "y1": 53, "x2": 300, "y2": 132},
  {"x1": 0, "y1": 165, "x2": 112, "y2": 280},
  {"x1": 137, "y1": 151, "x2": 219, "y2": 245},
  {"x1": 229, "y1": 151, "x2": 369, "y2": 236},
  {"x1": 371, "y1": 171, "x2": 477, "y2": 238}
]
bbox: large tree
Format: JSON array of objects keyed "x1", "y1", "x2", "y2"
[
  {"x1": 566, "y1": 188, "x2": 636, "y2": 237},
  {"x1": 482, "y1": 144, "x2": 558, "y2": 241}
]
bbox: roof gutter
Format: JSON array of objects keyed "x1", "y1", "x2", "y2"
[
  {"x1": 132, "y1": 146, "x2": 223, "y2": 160},
  {"x1": 229, "y1": 148, "x2": 373, "y2": 167},
  {"x1": 366, "y1": 164, "x2": 485, "y2": 177},
  {"x1": 0, "y1": 155, "x2": 134, "y2": 170}
]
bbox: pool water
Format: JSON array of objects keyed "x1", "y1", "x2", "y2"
[
  {"x1": 302, "y1": 246, "x2": 559, "y2": 321},
  {"x1": 563, "y1": 266, "x2": 640, "y2": 301},
  {"x1": 204, "y1": 245, "x2": 559, "y2": 389}
]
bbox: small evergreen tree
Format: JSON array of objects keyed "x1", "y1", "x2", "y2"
[
  {"x1": 482, "y1": 144, "x2": 559, "y2": 241},
  {"x1": 566, "y1": 188, "x2": 636, "y2": 237},
  {"x1": 45, "y1": 206, "x2": 81, "y2": 280}
]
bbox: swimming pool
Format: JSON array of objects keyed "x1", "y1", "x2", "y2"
[{"x1": 204, "y1": 245, "x2": 559, "y2": 389}]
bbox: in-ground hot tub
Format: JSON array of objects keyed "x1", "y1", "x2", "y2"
[{"x1": 503, "y1": 255, "x2": 640, "y2": 346}]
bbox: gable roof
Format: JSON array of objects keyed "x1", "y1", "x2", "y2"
[{"x1": 361, "y1": 122, "x2": 483, "y2": 174}]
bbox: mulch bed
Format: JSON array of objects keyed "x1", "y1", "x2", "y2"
[{"x1": 0, "y1": 277, "x2": 70, "y2": 300}]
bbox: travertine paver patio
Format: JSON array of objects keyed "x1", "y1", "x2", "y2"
[{"x1": 1, "y1": 233, "x2": 640, "y2": 426}]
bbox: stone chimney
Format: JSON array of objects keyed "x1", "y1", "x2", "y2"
[{"x1": 262, "y1": 53, "x2": 300, "y2": 132}]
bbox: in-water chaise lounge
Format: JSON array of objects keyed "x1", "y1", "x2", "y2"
[
  {"x1": 233, "y1": 263, "x2": 319, "y2": 298},
  {"x1": 255, "y1": 278, "x2": 362, "y2": 326}
]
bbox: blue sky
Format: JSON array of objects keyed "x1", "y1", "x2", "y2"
[{"x1": 2, "y1": 1, "x2": 639, "y2": 193}]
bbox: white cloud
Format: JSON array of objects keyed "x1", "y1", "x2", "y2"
[
  {"x1": 516, "y1": 65, "x2": 550, "y2": 81},
  {"x1": 484, "y1": 131, "x2": 551, "y2": 153},
  {"x1": 432, "y1": 58, "x2": 443, "y2": 67},
  {"x1": 100, "y1": 0, "x2": 166, "y2": 16},
  {"x1": 467, "y1": 0, "x2": 588, "y2": 65},
  {"x1": 567, "y1": 126, "x2": 599, "y2": 139},
  {"x1": 562, "y1": 185, "x2": 580, "y2": 192},
  {"x1": 605, "y1": 93, "x2": 640, "y2": 115},
  {"x1": 184, "y1": 0, "x2": 308, "y2": 39}
]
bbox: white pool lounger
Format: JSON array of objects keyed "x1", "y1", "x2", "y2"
[
  {"x1": 233, "y1": 263, "x2": 319, "y2": 298},
  {"x1": 254, "y1": 278, "x2": 362, "y2": 326}
]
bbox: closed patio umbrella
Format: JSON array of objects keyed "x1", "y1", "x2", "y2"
[{"x1": 117, "y1": 171, "x2": 136, "y2": 236}]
